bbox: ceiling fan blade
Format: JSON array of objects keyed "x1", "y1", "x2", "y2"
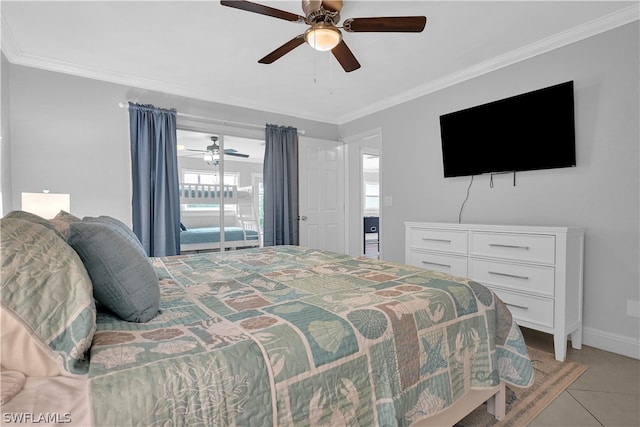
[
  {"x1": 331, "y1": 40, "x2": 361, "y2": 73},
  {"x1": 259, "y1": 35, "x2": 305, "y2": 64},
  {"x1": 220, "y1": 0, "x2": 305, "y2": 23},
  {"x1": 343, "y1": 16, "x2": 427, "y2": 33},
  {"x1": 186, "y1": 149, "x2": 208, "y2": 153},
  {"x1": 224, "y1": 148, "x2": 250, "y2": 157}
]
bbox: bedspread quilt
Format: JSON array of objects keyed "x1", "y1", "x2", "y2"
[{"x1": 88, "y1": 246, "x2": 533, "y2": 426}]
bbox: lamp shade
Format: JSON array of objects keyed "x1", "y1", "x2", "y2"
[{"x1": 21, "y1": 192, "x2": 70, "y2": 219}]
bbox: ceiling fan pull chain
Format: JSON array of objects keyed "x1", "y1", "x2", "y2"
[
  {"x1": 328, "y1": 50, "x2": 335, "y2": 93},
  {"x1": 313, "y1": 49, "x2": 317, "y2": 83}
]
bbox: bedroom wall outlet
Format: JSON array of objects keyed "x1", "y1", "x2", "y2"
[{"x1": 627, "y1": 300, "x2": 640, "y2": 318}]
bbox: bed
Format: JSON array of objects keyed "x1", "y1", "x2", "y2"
[
  {"x1": 179, "y1": 183, "x2": 261, "y2": 252},
  {"x1": 1, "y1": 211, "x2": 534, "y2": 427}
]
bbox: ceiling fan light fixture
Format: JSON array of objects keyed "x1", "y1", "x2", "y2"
[
  {"x1": 203, "y1": 151, "x2": 220, "y2": 165},
  {"x1": 305, "y1": 23, "x2": 341, "y2": 51}
]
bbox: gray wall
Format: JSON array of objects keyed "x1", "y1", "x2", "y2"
[
  {"x1": 340, "y1": 22, "x2": 639, "y2": 355},
  {"x1": 6, "y1": 65, "x2": 338, "y2": 222},
  {"x1": 1, "y1": 53, "x2": 12, "y2": 214}
]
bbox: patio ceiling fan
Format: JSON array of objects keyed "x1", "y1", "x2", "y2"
[
  {"x1": 186, "y1": 136, "x2": 250, "y2": 165},
  {"x1": 220, "y1": 0, "x2": 427, "y2": 72}
]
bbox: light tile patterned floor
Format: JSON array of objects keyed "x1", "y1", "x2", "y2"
[
  {"x1": 364, "y1": 238, "x2": 379, "y2": 259},
  {"x1": 521, "y1": 328, "x2": 640, "y2": 427}
]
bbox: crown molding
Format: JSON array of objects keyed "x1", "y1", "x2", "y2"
[
  {"x1": 1, "y1": 14, "x2": 21, "y2": 61},
  {"x1": 336, "y1": 3, "x2": 640, "y2": 124},
  {"x1": 3, "y1": 4, "x2": 638, "y2": 126},
  {"x1": 1, "y1": 14, "x2": 337, "y2": 124}
]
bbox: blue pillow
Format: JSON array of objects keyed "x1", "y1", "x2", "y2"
[
  {"x1": 83, "y1": 216, "x2": 147, "y2": 256},
  {"x1": 68, "y1": 221, "x2": 159, "y2": 323}
]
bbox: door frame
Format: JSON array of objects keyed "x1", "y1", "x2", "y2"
[{"x1": 342, "y1": 127, "x2": 382, "y2": 258}]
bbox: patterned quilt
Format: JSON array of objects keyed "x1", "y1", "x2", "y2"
[{"x1": 88, "y1": 246, "x2": 533, "y2": 426}]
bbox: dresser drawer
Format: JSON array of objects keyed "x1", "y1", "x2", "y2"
[
  {"x1": 489, "y1": 287, "x2": 554, "y2": 329},
  {"x1": 408, "y1": 251, "x2": 467, "y2": 277},
  {"x1": 408, "y1": 228, "x2": 467, "y2": 254},
  {"x1": 469, "y1": 258, "x2": 555, "y2": 296},
  {"x1": 469, "y1": 231, "x2": 555, "y2": 264}
]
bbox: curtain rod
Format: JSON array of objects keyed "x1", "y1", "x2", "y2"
[{"x1": 118, "y1": 102, "x2": 306, "y2": 135}]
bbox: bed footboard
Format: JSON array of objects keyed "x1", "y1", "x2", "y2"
[{"x1": 411, "y1": 382, "x2": 506, "y2": 426}]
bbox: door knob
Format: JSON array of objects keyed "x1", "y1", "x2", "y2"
[{"x1": 300, "y1": 215, "x2": 308, "y2": 221}]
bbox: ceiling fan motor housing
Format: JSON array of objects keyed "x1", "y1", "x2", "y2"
[
  {"x1": 207, "y1": 136, "x2": 220, "y2": 154},
  {"x1": 302, "y1": 0, "x2": 342, "y2": 24}
]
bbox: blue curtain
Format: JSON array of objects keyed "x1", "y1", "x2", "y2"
[
  {"x1": 129, "y1": 102, "x2": 181, "y2": 256},
  {"x1": 263, "y1": 124, "x2": 299, "y2": 246}
]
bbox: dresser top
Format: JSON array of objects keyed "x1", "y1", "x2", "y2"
[{"x1": 405, "y1": 222, "x2": 585, "y2": 235}]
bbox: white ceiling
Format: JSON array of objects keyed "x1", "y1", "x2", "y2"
[{"x1": 2, "y1": 1, "x2": 637, "y2": 124}]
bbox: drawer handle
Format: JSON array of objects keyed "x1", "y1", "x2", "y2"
[
  {"x1": 422, "y1": 261, "x2": 451, "y2": 268},
  {"x1": 422, "y1": 238, "x2": 452, "y2": 243},
  {"x1": 489, "y1": 271, "x2": 530, "y2": 280},
  {"x1": 504, "y1": 302, "x2": 529, "y2": 310},
  {"x1": 489, "y1": 243, "x2": 530, "y2": 250}
]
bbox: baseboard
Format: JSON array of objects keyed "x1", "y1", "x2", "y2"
[{"x1": 582, "y1": 326, "x2": 640, "y2": 360}]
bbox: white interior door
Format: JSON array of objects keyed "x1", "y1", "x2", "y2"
[{"x1": 298, "y1": 137, "x2": 345, "y2": 253}]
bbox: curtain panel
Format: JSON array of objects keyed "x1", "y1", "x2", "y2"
[
  {"x1": 263, "y1": 124, "x2": 299, "y2": 246},
  {"x1": 129, "y1": 103, "x2": 181, "y2": 257}
]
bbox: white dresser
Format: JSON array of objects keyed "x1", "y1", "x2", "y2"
[{"x1": 405, "y1": 222, "x2": 585, "y2": 361}]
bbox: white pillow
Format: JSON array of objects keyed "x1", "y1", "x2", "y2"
[{"x1": 1, "y1": 217, "x2": 96, "y2": 376}]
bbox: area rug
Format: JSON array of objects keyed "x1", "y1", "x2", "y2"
[{"x1": 456, "y1": 347, "x2": 588, "y2": 427}]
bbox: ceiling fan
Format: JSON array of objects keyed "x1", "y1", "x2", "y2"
[
  {"x1": 186, "y1": 136, "x2": 250, "y2": 165},
  {"x1": 220, "y1": 0, "x2": 427, "y2": 72}
]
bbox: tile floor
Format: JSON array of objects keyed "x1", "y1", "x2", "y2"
[
  {"x1": 364, "y1": 233, "x2": 380, "y2": 259},
  {"x1": 521, "y1": 328, "x2": 640, "y2": 427}
]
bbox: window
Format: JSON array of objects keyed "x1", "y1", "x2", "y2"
[
  {"x1": 182, "y1": 169, "x2": 239, "y2": 211},
  {"x1": 183, "y1": 170, "x2": 238, "y2": 186},
  {"x1": 364, "y1": 183, "x2": 379, "y2": 210}
]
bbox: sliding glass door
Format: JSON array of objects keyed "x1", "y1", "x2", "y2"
[{"x1": 176, "y1": 129, "x2": 264, "y2": 253}]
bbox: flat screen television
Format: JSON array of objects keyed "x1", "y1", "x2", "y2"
[{"x1": 440, "y1": 81, "x2": 576, "y2": 178}]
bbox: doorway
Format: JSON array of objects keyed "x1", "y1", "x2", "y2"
[
  {"x1": 342, "y1": 128, "x2": 382, "y2": 258},
  {"x1": 362, "y1": 153, "x2": 380, "y2": 259}
]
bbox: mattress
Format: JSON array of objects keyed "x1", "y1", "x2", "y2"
[
  {"x1": 180, "y1": 226, "x2": 259, "y2": 245},
  {"x1": 87, "y1": 246, "x2": 533, "y2": 426}
]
